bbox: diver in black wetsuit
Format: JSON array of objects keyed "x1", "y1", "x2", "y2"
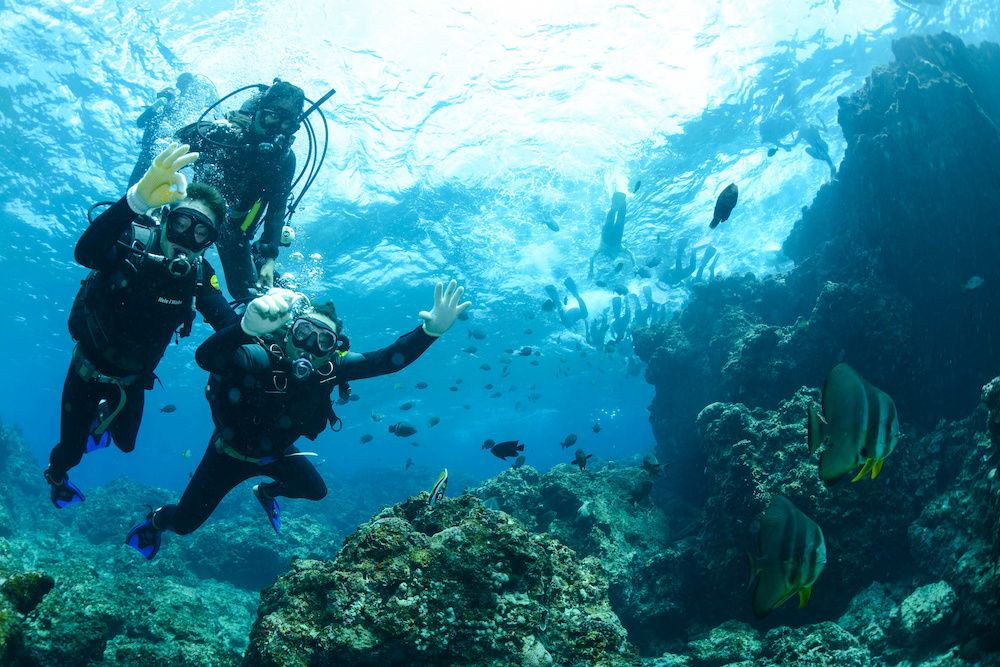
[
  {"x1": 124, "y1": 280, "x2": 472, "y2": 559},
  {"x1": 45, "y1": 144, "x2": 239, "y2": 508},
  {"x1": 175, "y1": 80, "x2": 305, "y2": 301}
]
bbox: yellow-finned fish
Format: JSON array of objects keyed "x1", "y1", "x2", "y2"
[
  {"x1": 747, "y1": 495, "x2": 827, "y2": 620},
  {"x1": 428, "y1": 469, "x2": 448, "y2": 506},
  {"x1": 808, "y1": 363, "x2": 901, "y2": 486}
]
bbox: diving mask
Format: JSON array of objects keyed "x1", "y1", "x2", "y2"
[
  {"x1": 165, "y1": 207, "x2": 218, "y2": 252},
  {"x1": 290, "y1": 317, "x2": 337, "y2": 357}
]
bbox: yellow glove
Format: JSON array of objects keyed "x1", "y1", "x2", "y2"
[{"x1": 126, "y1": 143, "x2": 199, "y2": 213}]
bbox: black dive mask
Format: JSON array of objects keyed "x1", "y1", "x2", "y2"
[
  {"x1": 290, "y1": 317, "x2": 337, "y2": 357},
  {"x1": 165, "y1": 207, "x2": 218, "y2": 252}
]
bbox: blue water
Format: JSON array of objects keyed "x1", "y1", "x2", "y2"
[{"x1": 0, "y1": 0, "x2": 996, "y2": 497}]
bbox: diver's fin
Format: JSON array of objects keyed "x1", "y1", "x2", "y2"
[
  {"x1": 125, "y1": 510, "x2": 163, "y2": 559},
  {"x1": 44, "y1": 469, "x2": 85, "y2": 509},
  {"x1": 85, "y1": 400, "x2": 113, "y2": 453},
  {"x1": 253, "y1": 485, "x2": 281, "y2": 534}
]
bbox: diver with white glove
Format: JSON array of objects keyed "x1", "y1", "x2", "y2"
[{"x1": 125, "y1": 280, "x2": 472, "y2": 559}]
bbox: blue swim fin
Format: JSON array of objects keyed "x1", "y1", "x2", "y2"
[
  {"x1": 44, "y1": 469, "x2": 85, "y2": 508},
  {"x1": 253, "y1": 484, "x2": 281, "y2": 534},
  {"x1": 125, "y1": 510, "x2": 163, "y2": 560},
  {"x1": 85, "y1": 400, "x2": 113, "y2": 453}
]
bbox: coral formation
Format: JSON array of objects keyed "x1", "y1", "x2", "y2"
[{"x1": 242, "y1": 492, "x2": 640, "y2": 666}]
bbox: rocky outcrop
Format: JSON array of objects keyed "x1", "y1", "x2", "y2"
[
  {"x1": 635, "y1": 33, "x2": 1000, "y2": 470},
  {"x1": 242, "y1": 493, "x2": 640, "y2": 667}
]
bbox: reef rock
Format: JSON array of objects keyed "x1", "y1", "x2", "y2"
[
  {"x1": 635, "y1": 33, "x2": 1000, "y2": 476},
  {"x1": 242, "y1": 492, "x2": 640, "y2": 667},
  {"x1": 473, "y1": 463, "x2": 685, "y2": 654}
]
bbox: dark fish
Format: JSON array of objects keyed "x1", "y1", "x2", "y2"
[
  {"x1": 427, "y1": 416, "x2": 440, "y2": 427},
  {"x1": 767, "y1": 147, "x2": 778, "y2": 157},
  {"x1": 613, "y1": 284, "x2": 628, "y2": 296},
  {"x1": 456, "y1": 379, "x2": 463, "y2": 384},
  {"x1": 348, "y1": 393, "x2": 360, "y2": 402},
  {"x1": 491, "y1": 440, "x2": 524, "y2": 460},
  {"x1": 808, "y1": 363, "x2": 900, "y2": 486},
  {"x1": 468, "y1": 328, "x2": 487, "y2": 340},
  {"x1": 595, "y1": 280, "x2": 608, "y2": 288},
  {"x1": 371, "y1": 411, "x2": 385, "y2": 422},
  {"x1": 747, "y1": 495, "x2": 827, "y2": 620},
  {"x1": 710, "y1": 182, "x2": 739, "y2": 229},
  {"x1": 484, "y1": 384, "x2": 494, "y2": 390},
  {"x1": 527, "y1": 393, "x2": 541, "y2": 402},
  {"x1": 458, "y1": 310, "x2": 470, "y2": 321},
  {"x1": 463, "y1": 346, "x2": 478, "y2": 354},
  {"x1": 520, "y1": 347, "x2": 532, "y2": 356},
  {"x1": 636, "y1": 267, "x2": 651, "y2": 279},
  {"x1": 490, "y1": 392, "x2": 502, "y2": 398},
  {"x1": 513, "y1": 455, "x2": 526, "y2": 469},
  {"x1": 159, "y1": 404, "x2": 177, "y2": 413},
  {"x1": 628, "y1": 479, "x2": 653, "y2": 506},
  {"x1": 389, "y1": 422, "x2": 417, "y2": 438},
  {"x1": 614, "y1": 262, "x2": 625, "y2": 274},
  {"x1": 524, "y1": 329, "x2": 533, "y2": 335},
  {"x1": 482, "y1": 438, "x2": 496, "y2": 450},
  {"x1": 529, "y1": 360, "x2": 539, "y2": 366},
  {"x1": 449, "y1": 386, "x2": 459, "y2": 392},
  {"x1": 572, "y1": 448, "x2": 592, "y2": 471},
  {"x1": 400, "y1": 400, "x2": 416, "y2": 411},
  {"x1": 631, "y1": 179, "x2": 641, "y2": 194},
  {"x1": 415, "y1": 382, "x2": 429, "y2": 389},
  {"x1": 405, "y1": 458, "x2": 414, "y2": 471},
  {"x1": 544, "y1": 218, "x2": 560, "y2": 232},
  {"x1": 592, "y1": 422, "x2": 602, "y2": 433},
  {"x1": 645, "y1": 257, "x2": 661, "y2": 268},
  {"x1": 642, "y1": 453, "x2": 667, "y2": 476},
  {"x1": 480, "y1": 364, "x2": 492, "y2": 371},
  {"x1": 560, "y1": 434, "x2": 578, "y2": 449},
  {"x1": 541, "y1": 299, "x2": 555, "y2": 312},
  {"x1": 501, "y1": 356, "x2": 512, "y2": 364},
  {"x1": 604, "y1": 341, "x2": 616, "y2": 354},
  {"x1": 360, "y1": 434, "x2": 373, "y2": 444}
]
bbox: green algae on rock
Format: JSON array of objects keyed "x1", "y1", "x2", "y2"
[{"x1": 242, "y1": 492, "x2": 640, "y2": 667}]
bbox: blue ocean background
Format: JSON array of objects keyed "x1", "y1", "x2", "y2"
[{"x1": 0, "y1": 0, "x2": 997, "y2": 499}]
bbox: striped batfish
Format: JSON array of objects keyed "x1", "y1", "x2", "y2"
[
  {"x1": 747, "y1": 495, "x2": 827, "y2": 620},
  {"x1": 808, "y1": 363, "x2": 900, "y2": 486}
]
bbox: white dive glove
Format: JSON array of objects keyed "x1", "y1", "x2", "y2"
[
  {"x1": 126, "y1": 143, "x2": 199, "y2": 213},
  {"x1": 419, "y1": 279, "x2": 472, "y2": 337},
  {"x1": 241, "y1": 288, "x2": 303, "y2": 337}
]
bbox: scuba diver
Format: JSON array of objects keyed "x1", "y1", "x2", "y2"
[
  {"x1": 45, "y1": 144, "x2": 239, "y2": 508},
  {"x1": 124, "y1": 280, "x2": 472, "y2": 559},
  {"x1": 174, "y1": 79, "x2": 308, "y2": 302},
  {"x1": 127, "y1": 72, "x2": 218, "y2": 188},
  {"x1": 589, "y1": 191, "x2": 637, "y2": 278}
]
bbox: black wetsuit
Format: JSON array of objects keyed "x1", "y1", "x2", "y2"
[
  {"x1": 154, "y1": 323, "x2": 436, "y2": 535},
  {"x1": 175, "y1": 121, "x2": 295, "y2": 301},
  {"x1": 48, "y1": 197, "x2": 238, "y2": 479}
]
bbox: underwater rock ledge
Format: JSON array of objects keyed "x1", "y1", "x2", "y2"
[
  {"x1": 635, "y1": 32, "x2": 1000, "y2": 473},
  {"x1": 241, "y1": 492, "x2": 641, "y2": 667}
]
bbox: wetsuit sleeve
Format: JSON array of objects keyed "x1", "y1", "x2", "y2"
[
  {"x1": 339, "y1": 326, "x2": 437, "y2": 382},
  {"x1": 256, "y1": 151, "x2": 296, "y2": 260},
  {"x1": 74, "y1": 197, "x2": 136, "y2": 270},
  {"x1": 196, "y1": 263, "x2": 241, "y2": 330},
  {"x1": 136, "y1": 102, "x2": 162, "y2": 129},
  {"x1": 196, "y1": 323, "x2": 260, "y2": 374}
]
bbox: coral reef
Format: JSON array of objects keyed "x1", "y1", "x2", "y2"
[
  {"x1": 242, "y1": 492, "x2": 640, "y2": 666},
  {"x1": 635, "y1": 33, "x2": 1000, "y2": 474}
]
